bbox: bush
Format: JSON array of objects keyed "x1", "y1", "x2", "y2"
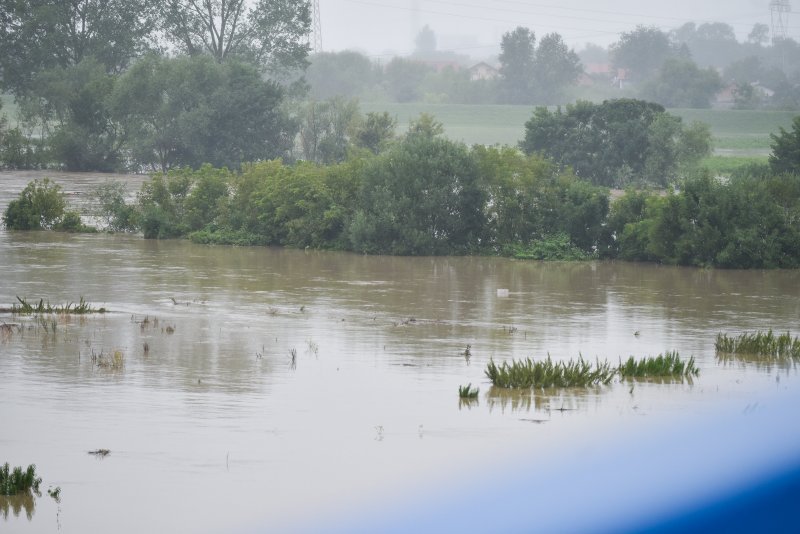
[{"x1": 3, "y1": 178, "x2": 66, "y2": 230}]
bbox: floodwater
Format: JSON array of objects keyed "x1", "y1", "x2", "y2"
[{"x1": 1, "y1": 172, "x2": 799, "y2": 532}]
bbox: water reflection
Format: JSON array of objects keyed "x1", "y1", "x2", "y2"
[
  {"x1": 485, "y1": 386, "x2": 603, "y2": 415},
  {"x1": 717, "y1": 352, "x2": 799, "y2": 373},
  {"x1": 0, "y1": 492, "x2": 37, "y2": 521}
]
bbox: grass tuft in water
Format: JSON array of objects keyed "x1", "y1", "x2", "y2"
[
  {"x1": 485, "y1": 355, "x2": 614, "y2": 389},
  {"x1": 715, "y1": 330, "x2": 800, "y2": 360},
  {"x1": 0, "y1": 463, "x2": 41, "y2": 496},
  {"x1": 8, "y1": 296, "x2": 106, "y2": 314},
  {"x1": 458, "y1": 383, "x2": 479, "y2": 399},
  {"x1": 618, "y1": 351, "x2": 699, "y2": 378}
]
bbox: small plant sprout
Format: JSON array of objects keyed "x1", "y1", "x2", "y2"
[
  {"x1": 307, "y1": 339, "x2": 319, "y2": 356},
  {"x1": 458, "y1": 383, "x2": 480, "y2": 399},
  {"x1": 289, "y1": 348, "x2": 297, "y2": 369}
]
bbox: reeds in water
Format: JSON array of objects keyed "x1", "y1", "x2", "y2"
[
  {"x1": 458, "y1": 383, "x2": 480, "y2": 399},
  {"x1": 715, "y1": 330, "x2": 800, "y2": 360},
  {"x1": 8, "y1": 296, "x2": 106, "y2": 314},
  {"x1": 0, "y1": 464, "x2": 41, "y2": 496},
  {"x1": 617, "y1": 351, "x2": 699, "y2": 378},
  {"x1": 485, "y1": 355, "x2": 615, "y2": 389}
]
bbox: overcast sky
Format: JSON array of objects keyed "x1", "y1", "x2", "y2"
[{"x1": 316, "y1": 0, "x2": 796, "y2": 59}]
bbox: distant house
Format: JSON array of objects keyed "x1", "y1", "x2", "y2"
[
  {"x1": 469, "y1": 62, "x2": 499, "y2": 81},
  {"x1": 714, "y1": 82, "x2": 775, "y2": 109},
  {"x1": 583, "y1": 63, "x2": 628, "y2": 89}
]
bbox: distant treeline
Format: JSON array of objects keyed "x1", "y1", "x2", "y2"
[{"x1": 5, "y1": 114, "x2": 800, "y2": 269}]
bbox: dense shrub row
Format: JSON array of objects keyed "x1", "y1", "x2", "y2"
[{"x1": 4, "y1": 124, "x2": 800, "y2": 269}]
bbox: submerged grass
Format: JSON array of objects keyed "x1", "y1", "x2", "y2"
[
  {"x1": 7, "y1": 296, "x2": 107, "y2": 314},
  {"x1": 0, "y1": 464, "x2": 41, "y2": 496},
  {"x1": 458, "y1": 383, "x2": 480, "y2": 399},
  {"x1": 618, "y1": 351, "x2": 699, "y2": 378},
  {"x1": 715, "y1": 330, "x2": 800, "y2": 360},
  {"x1": 485, "y1": 355, "x2": 615, "y2": 389}
]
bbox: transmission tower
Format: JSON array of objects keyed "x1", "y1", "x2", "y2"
[
  {"x1": 770, "y1": 0, "x2": 791, "y2": 42},
  {"x1": 310, "y1": 0, "x2": 322, "y2": 53}
]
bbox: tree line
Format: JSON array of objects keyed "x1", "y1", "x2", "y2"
[
  {"x1": 5, "y1": 112, "x2": 800, "y2": 269},
  {"x1": 305, "y1": 22, "x2": 800, "y2": 110},
  {"x1": 0, "y1": 0, "x2": 309, "y2": 172}
]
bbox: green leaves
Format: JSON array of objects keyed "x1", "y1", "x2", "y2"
[
  {"x1": 520, "y1": 99, "x2": 711, "y2": 188},
  {"x1": 769, "y1": 116, "x2": 800, "y2": 175},
  {"x1": 0, "y1": 463, "x2": 41, "y2": 496},
  {"x1": 2, "y1": 178, "x2": 66, "y2": 230}
]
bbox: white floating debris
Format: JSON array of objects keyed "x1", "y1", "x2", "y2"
[{"x1": 497, "y1": 288, "x2": 509, "y2": 297}]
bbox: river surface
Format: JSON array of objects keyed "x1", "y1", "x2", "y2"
[{"x1": 1, "y1": 172, "x2": 799, "y2": 532}]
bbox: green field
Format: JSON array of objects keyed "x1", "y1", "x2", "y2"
[{"x1": 361, "y1": 102, "x2": 797, "y2": 156}]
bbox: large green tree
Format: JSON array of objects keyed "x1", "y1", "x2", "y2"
[
  {"x1": 498, "y1": 27, "x2": 536, "y2": 104},
  {"x1": 32, "y1": 58, "x2": 124, "y2": 171},
  {"x1": 610, "y1": 26, "x2": 674, "y2": 82},
  {"x1": 112, "y1": 54, "x2": 294, "y2": 172},
  {"x1": 349, "y1": 123, "x2": 486, "y2": 255},
  {"x1": 520, "y1": 99, "x2": 711, "y2": 187},
  {"x1": 532, "y1": 33, "x2": 582, "y2": 105},
  {"x1": 0, "y1": 0, "x2": 158, "y2": 96},
  {"x1": 160, "y1": 0, "x2": 310, "y2": 74}
]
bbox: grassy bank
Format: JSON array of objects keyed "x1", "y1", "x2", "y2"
[{"x1": 360, "y1": 102, "x2": 795, "y2": 156}]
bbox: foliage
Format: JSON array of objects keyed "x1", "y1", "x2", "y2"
[
  {"x1": 669, "y1": 22, "x2": 739, "y2": 69},
  {"x1": 605, "y1": 172, "x2": 800, "y2": 268},
  {"x1": 135, "y1": 173, "x2": 192, "y2": 238},
  {"x1": 113, "y1": 55, "x2": 293, "y2": 172},
  {"x1": 3, "y1": 178, "x2": 66, "y2": 230},
  {"x1": 354, "y1": 112, "x2": 397, "y2": 154},
  {"x1": 458, "y1": 384, "x2": 480, "y2": 399},
  {"x1": 769, "y1": 116, "x2": 800, "y2": 175},
  {"x1": 348, "y1": 123, "x2": 486, "y2": 255},
  {"x1": 533, "y1": 33, "x2": 582, "y2": 105},
  {"x1": 498, "y1": 27, "x2": 536, "y2": 104},
  {"x1": 499, "y1": 27, "x2": 581, "y2": 105},
  {"x1": 641, "y1": 58, "x2": 722, "y2": 109},
  {"x1": 715, "y1": 331, "x2": 800, "y2": 360},
  {"x1": 610, "y1": 26, "x2": 675, "y2": 82},
  {"x1": 160, "y1": 0, "x2": 310, "y2": 75},
  {"x1": 520, "y1": 99, "x2": 710, "y2": 187},
  {"x1": 297, "y1": 98, "x2": 361, "y2": 163},
  {"x1": 617, "y1": 352, "x2": 699, "y2": 378},
  {"x1": 35, "y1": 58, "x2": 124, "y2": 171},
  {"x1": 0, "y1": 464, "x2": 41, "y2": 496},
  {"x1": 92, "y1": 181, "x2": 137, "y2": 232},
  {"x1": 485, "y1": 356, "x2": 615, "y2": 389},
  {"x1": 306, "y1": 51, "x2": 380, "y2": 100},
  {"x1": 507, "y1": 234, "x2": 591, "y2": 261},
  {"x1": 0, "y1": 0, "x2": 158, "y2": 97},
  {"x1": 384, "y1": 58, "x2": 431, "y2": 103}
]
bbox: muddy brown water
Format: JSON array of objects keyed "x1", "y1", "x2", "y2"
[{"x1": 1, "y1": 171, "x2": 799, "y2": 532}]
